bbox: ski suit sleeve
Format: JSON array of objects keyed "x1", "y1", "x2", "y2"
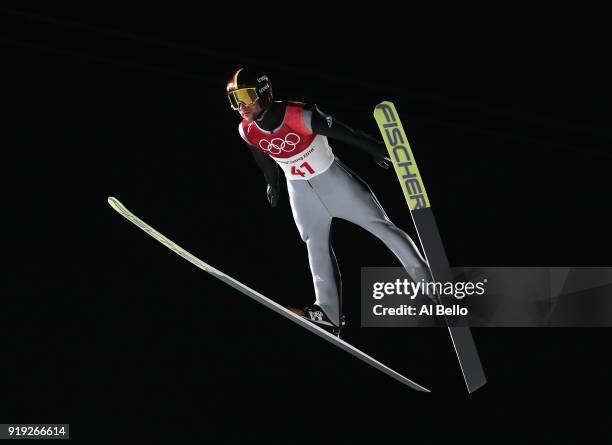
[
  {"x1": 238, "y1": 123, "x2": 281, "y2": 189},
  {"x1": 305, "y1": 104, "x2": 388, "y2": 159},
  {"x1": 247, "y1": 144, "x2": 281, "y2": 190}
]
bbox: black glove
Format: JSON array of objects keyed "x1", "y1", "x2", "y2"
[
  {"x1": 266, "y1": 184, "x2": 280, "y2": 207},
  {"x1": 373, "y1": 150, "x2": 391, "y2": 169}
]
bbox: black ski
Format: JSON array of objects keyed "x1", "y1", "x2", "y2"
[{"x1": 374, "y1": 101, "x2": 487, "y2": 393}]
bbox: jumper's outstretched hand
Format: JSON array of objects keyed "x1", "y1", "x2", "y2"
[{"x1": 267, "y1": 184, "x2": 280, "y2": 207}]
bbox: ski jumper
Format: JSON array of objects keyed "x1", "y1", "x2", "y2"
[{"x1": 239, "y1": 101, "x2": 428, "y2": 326}]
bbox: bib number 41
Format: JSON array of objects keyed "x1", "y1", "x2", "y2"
[{"x1": 291, "y1": 162, "x2": 315, "y2": 177}]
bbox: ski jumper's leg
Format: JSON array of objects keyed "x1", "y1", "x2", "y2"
[
  {"x1": 286, "y1": 177, "x2": 342, "y2": 325},
  {"x1": 324, "y1": 160, "x2": 431, "y2": 283}
]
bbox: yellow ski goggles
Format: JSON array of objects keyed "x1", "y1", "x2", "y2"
[{"x1": 227, "y1": 87, "x2": 259, "y2": 110}]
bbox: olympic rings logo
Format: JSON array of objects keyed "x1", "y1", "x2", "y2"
[{"x1": 259, "y1": 133, "x2": 301, "y2": 155}]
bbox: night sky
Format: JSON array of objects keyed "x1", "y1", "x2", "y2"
[{"x1": 2, "y1": 6, "x2": 610, "y2": 442}]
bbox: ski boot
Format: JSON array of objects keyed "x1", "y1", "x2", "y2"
[{"x1": 288, "y1": 305, "x2": 346, "y2": 338}]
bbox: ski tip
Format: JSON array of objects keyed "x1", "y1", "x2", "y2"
[
  {"x1": 374, "y1": 100, "x2": 394, "y2": 110},
  {"x1": 107, "y1": 196, "x2": 123, "y2": 212}
]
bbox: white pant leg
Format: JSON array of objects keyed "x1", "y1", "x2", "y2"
[
  {"x1": 286, "y1": 179, "x2": 342, "y2": 325},
  {"x1": 314, "y1": 161, "x2": 431, "y2": 282}
]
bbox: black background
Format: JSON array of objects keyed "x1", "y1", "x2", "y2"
[{"x1": 2, "y1": 5, "x2": 611, "y2": 442}]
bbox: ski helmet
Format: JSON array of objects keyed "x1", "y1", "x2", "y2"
[{"x1": 226, "y1": 68, "x2": 273, "y2": 110}]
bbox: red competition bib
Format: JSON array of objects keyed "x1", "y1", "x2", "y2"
[{"x1": 241, "y1": 103, "x2": 335, "y2": 180}]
